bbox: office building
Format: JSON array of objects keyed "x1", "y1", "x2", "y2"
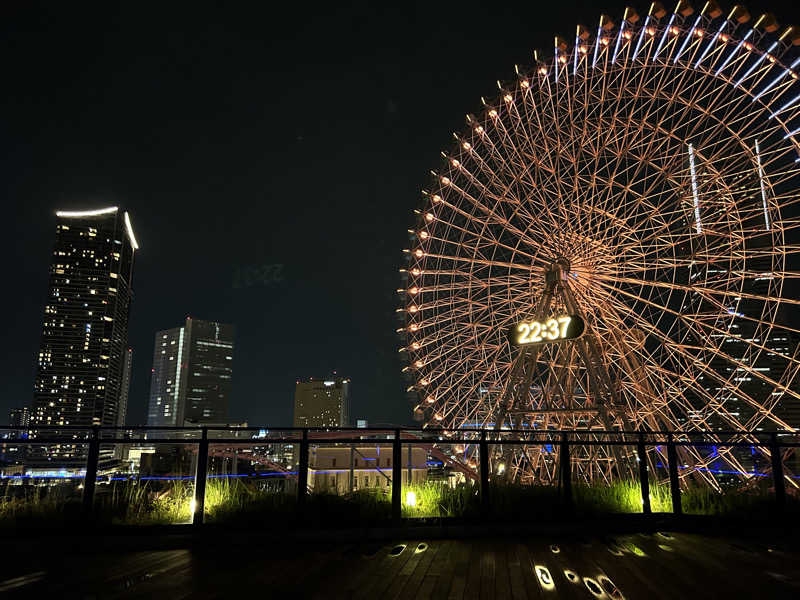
[
  {"x1": 293, "y1": 377, "x2": 350, "y2": 428},
  {"x1": 146, "y1": 318, "x2": 234, "y2": 426},
  {"x1": 30, "y1": 207, "x2": 137, "y2": 467},
  {"x1": 9, "y1": 407, "x2": 31, "y2": 428}
]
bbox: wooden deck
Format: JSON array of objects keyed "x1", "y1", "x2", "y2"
[{"x1": 2, "y1": 531, "x2": 799, "y2": 598}]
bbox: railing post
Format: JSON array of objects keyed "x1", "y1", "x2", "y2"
[
  {"x1": 479, "y1": 430, "x2": 490, "y2": 516},
  {"x1": 82, "y1": 425, "x2": 100, "y2": 519},
  {"x1": 297, "y1": 429, "x2": 309, "y2": 514},
  {"x1": 637, "y1": 434, "x2": 651, "y2": 514},
  {"x1": 770, "y1": 433, "x2": 786, "y2": 514},
  {"x1": 392, "y1": 428, "x2": 402, "y2": 522},
  {"x1": 560, "y1": 433, "x2": 573, "y2": 513},
  {"x1": 667, "y1": 434, "x2": 682, "y2": 515},
  {"x1": 192, "y1": 427, "x2": 209, "y2": 525}
]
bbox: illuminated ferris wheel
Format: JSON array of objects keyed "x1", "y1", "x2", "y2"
[{"x1": 399, "y1": 2, "x2": 800, "y2": 485}]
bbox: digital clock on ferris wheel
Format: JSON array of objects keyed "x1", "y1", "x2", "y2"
[{"x1": 509, "y1": 314, "x2": 585, "y2": 347}]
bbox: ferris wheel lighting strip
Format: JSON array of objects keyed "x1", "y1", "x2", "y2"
[
  {"x1": 695, "y1": 20, "x2": 727, "y2": 68},
  {"x1": 592, "y1": 22, "x2": 604, "y2": 68},
  {"x1": 688, "y1": 143, "x2": 703, "y2": 234},
  {"x1": 715, "y1": 29, "x2": 753, "y2": 76},
  {"x1": 612, "y1": 20, "x2": 625, "y2": 64},
  {"x1": 674, "y1": 15, "x2": 702, "y2": 64},
  {"x1": 783, "y1": 125, "x2": 800, "y2": 139},
  {"x1": 772, "y1": 92, "x2": 800, "y2": 119},
  {"x1": 555, "y1": 45, "x2": 560, "y2": 84},
  {"x1": 631, "y1": 15, "x2": 650, "y2": 62},
  {"x1": 653, "y1": 14, "x2": 675, "y2": 61},
  {"x1": 573, "y1": 34, "x2": 581, "y2": 74},
  {"x1": 735, "y1": 41, "x2": 779, "y2": 88},
  {"x1": 754, "y1": 140, "x2": 770, "y2": 231},
  {"x1": 754, "y1": 56, "x2": 800, "y2": 102}
]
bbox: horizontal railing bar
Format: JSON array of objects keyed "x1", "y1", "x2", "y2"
[
  {"x1": 3, "y1": 425, "x2": 797, "y2": 436},
  {"x1": 9, "y1": 438, "x2": 798, "y2": 448}
]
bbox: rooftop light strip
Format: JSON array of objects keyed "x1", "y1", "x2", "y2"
[
  {"x1": 631, "y1": 15, "x2": 650, "y2": 62},
  {"x1": 674, "y1": 15, "x2": 702, "y2": 64},
  {"x1": 715, "y1": 29, "x2": 753, "y2": 76},
  {"x1": 653, "y1": 14, "x2": 675, "y2": 62},
  {"x1": 124, "y1": 211, "x2": 139, "y2": 250},
  {"x1": 755, "y1": 139, "x2": 770, "y2": 231},
  {"x1": 735, "y1": 41, "x2": 779, "y2": 88},
  {"x1": 754, "y1": 56, "x2": 800, "y2": 102},
  {"x1": 56, "y1": 206, "x2": 118, "y2": 218},
  {"x1": 688, "y1": 143, "x2": 702, "y2": 234},
  {"x1": 695, "y1": 20, "x2": 727, "y2": 68}
]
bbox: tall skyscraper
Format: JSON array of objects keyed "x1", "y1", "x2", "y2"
[
  {"x1": 293, "y1": 377, "x2": 350, "y2": 428},
  {"x1": 31, "y1": 207, "x2": 137, "y2": 465},
  {"x1": 146, "y1": 318, "x2": 234, "y2": 426}
]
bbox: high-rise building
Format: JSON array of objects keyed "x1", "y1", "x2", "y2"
[
  {"x1": 9, "y1": 407, "x2": 31, "y2": 428},
  {"x1": 146, "y1": 318, "x2": 234, "y2": 427},
  {"x1": 30, "y1": 207, "x2": 137, "y2": 466},
  {"x1": 293, "y1": 378, "x2": 350, "y2": 428},
  {"x1": 118, "y1": 348, "x2": 133, "y2": 427}
]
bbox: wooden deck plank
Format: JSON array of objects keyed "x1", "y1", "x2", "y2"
[
  {"x1": 479, "y1": 540, "x2": 496, "y2": 600},
  {"x1": 434, "y1": 539, "x2": 468, "y2": 599},
  {"x1": 451, "y1": 540, "x2": 481, "y2": 599},
  {"x1": 505, "y1": 542, "x2": 529, "y2": 600},
  {"x1": 384, "y1": 541, "x2": 430, "y2": 599},
  {"x1": 513, "y1": 541, "x2": 543, "y2": 600},
  {"x1": 354, "y1": 541, "x2": 418, "y2": 600},
  {"x1": 397, "y1": 541, "x2": 441, "y2": 600}
]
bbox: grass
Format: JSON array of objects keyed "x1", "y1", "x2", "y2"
[
  {"x1": 1, "y1": 476, "x2": 795, "y2": 527},
  {"x1": 573, "y1": 480, "x2": 672, "y2": 515},
  {"x1": 680, "y1": 485, "x2": 779, "y2": 516}
]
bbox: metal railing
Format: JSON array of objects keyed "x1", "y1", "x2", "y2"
[{"x1": 2, "y1": 425, "x2": 796, "y2": 525}]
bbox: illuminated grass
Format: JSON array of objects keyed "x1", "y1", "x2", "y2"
[
  {"x1": 573, "y1": 480, "x2": 672, "y2": 515},
  {"x1": 2, "y1": 477, "x2": 796, "y2": 526}
]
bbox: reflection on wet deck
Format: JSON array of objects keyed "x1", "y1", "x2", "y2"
[{"x1": 2, "y1": 531, "x2": 799, "y2": 598}]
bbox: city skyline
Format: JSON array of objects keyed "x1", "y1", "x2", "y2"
[{"x1": 3, "y1": 1, "x2": 800, "y2": 430}]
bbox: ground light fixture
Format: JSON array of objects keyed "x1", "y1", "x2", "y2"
[{"x1": 534, "y1": 565, "x2": 555, "y2": 591}]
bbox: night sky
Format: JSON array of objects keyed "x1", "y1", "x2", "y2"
[{"x1": 3, "y1": 1, "x2": 799, "y2": 427}]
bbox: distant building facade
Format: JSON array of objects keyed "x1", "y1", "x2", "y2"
[
  {"x1": 30, "y1": 207, "x2": 137, "y2": 466},
  {"x1": 308, "y1": 445, "x2": 426, "y2": 494},
  {"x1": 293, "y1": 378, "x2": 350, "y2": 428},
  {"x1": 9, "y1": 407, "x2": 31, "y2": 429},
  {"x1": 146, "y1": 318, "x2": 234, "y2": 426},
  {"x1": 118, "y1": 348, "x2": 132, "y2": 427}
]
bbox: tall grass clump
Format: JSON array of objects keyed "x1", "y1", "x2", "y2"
[{"x1": 573, "y1": 480, "x2": 672, "y2": 514}]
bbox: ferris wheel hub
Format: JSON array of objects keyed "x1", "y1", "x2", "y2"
[{"x1": 545, "y1": 256, "x2": 571, "y2": 284}]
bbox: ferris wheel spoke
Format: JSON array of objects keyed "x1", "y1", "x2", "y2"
[
  {"x1": 592, "y1": 277, "x2": 800, "y2": 410},
  {"x1": 591, "y1": 274, "x2": 800, "y2": 369}
]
